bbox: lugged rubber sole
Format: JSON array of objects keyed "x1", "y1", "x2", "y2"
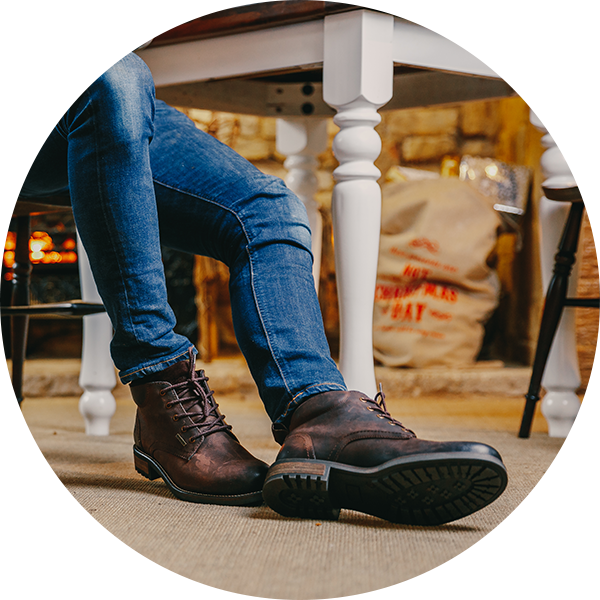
[
  {"x1": 262, "y1": 453, "x2": 508, "y2": 525},
  {"x1": 133, "y1": 445, "x2": 264, "y2": 506}
]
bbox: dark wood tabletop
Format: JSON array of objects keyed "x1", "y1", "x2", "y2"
[{"x1": 130, "y1": 0, "x2": 600, "y2": 50}]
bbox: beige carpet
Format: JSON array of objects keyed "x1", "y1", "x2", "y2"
[{"x1": 21, "y1": 382, "x2": 564, "y2": 599}]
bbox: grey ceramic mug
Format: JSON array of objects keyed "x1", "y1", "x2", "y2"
[{"x1": 76, "y1": 4, "x2": 160, "y2": 52}]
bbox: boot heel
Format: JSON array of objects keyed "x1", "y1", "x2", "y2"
[
  {"x1": 263, "y1": 460, "x2": 340, "y2": 521},
  {"x1": 134, "y1": 447, "x2": 161, "y2": 481}
]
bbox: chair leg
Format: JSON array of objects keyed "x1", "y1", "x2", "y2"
[
  {"x1": 10, "y1": 216, "x2": 32, "y2": 405},
  {"x1": 519, "y1": 201, "x2": 584, "y2": 438}
]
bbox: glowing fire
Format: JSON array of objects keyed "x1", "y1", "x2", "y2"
[{"x1": 3, "y1": 230, "x2": 78, "y2": 270}]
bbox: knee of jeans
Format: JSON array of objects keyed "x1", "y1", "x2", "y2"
[
  {"x1": 86, "y1": 53, "x2": 155, "y2": 140},
  {"x1": 241, "y1": 186, "x2": 313, "y2": 262}
]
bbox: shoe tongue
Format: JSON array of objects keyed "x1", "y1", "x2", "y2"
[{"x1": 161, "y1": 359, "x2": 193, "y2": 385}]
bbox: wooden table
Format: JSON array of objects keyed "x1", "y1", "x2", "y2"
[{"x1": 140, "y1": 0, "x2": 598, "y2": 436}]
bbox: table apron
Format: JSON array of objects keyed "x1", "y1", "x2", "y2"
[{"x1": 138, "y1": 20, "x2": 325, "y2": 86}]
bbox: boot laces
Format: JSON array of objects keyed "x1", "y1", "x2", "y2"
[
  {"x1": 164, "y1": 351, "x2": 231, "y2": 442},
  {"x1": 366, "y1": 384, "x2": 415, "y2": 436}
]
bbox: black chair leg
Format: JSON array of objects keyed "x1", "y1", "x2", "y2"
[
  {"x1": 10, "y1": 215, "x2": 32, "y2": 405},
  {"x1": 519, "y1": 201, "x2": 585, "y2": 438}
]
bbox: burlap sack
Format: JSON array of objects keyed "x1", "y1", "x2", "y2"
[{"x1": 374, "y1": 178, "x2": 501, "y2": 367}]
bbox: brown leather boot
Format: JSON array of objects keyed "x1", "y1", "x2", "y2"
[
  {"x1": 131, "y1": 353, "x2": 267, "y2": 505},
  {"x1": 263, "y1": 389, "x2": 508, "y2": 525}
]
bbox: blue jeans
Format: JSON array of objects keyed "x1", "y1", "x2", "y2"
[{"x1": 20, "y1": 53, "x2": 347, "y2": 425}]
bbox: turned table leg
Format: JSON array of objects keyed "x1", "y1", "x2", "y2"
[{"x1": 323, "y1": 9, "x2": 394, "y2": 396}]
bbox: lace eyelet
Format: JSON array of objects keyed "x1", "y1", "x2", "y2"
[
  {"x1": 376, "y1": 414, "x2": 385, "y2": 419},
  {"x1": 172, "y1": 415, "x2": 179, "y2": 421},
  {"x1": 160, "y1": 389, "x2": 166, "y2": 396},
  {"x1": 165, "y1": 403, "x2": 172, "y2": 409}
]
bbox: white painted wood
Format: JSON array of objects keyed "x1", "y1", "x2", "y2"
[
  {"x1": 137, "y1": 20, "x2": 324, "y2": 86},
  {"x1": 323, "y1": 10, "x2": 394, "y2": 397},
  {"x1": 276, "y1": 118, "x2": 328, "y2": 291},
  {"x1": 393, "y1": 19, "x2": 567, "y2": 86},
  {"x1": 324, "y1": 11, "x2": 394, "y2": 109},
  {"x1": 76, "y1": 233, "x2": 116, "y2": 436},
  {"x1": 530, "y1": 110, "x2": 581, "y2": 438}
]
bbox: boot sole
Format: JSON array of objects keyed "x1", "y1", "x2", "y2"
[
  {"x1": 262, "y1": 452, "x2": 508, "y2": 525},
  {"x1": 133, "y1": 445, "x2": 264, "y2": 506}
]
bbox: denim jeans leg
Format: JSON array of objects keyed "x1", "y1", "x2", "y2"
[
  {"x1": 21, "y1": 53, "x2": 194, "y2": 380},
  {"x1": 20, "y1": 53, "x2": 347, "y2": 423},
  {"x1": 149, "y1": 100, "x2": 347, "y2": 424}
]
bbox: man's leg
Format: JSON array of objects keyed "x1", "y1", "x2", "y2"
[
  {"x1": 148, "y1": 100, "x2": 347, "y2": 424},
  {"x1": 21, "y1": 54, "x2": 269, "y2": 506},
  {"x1": 0, "y1": 48, "x2": 191, "y2": 377}
]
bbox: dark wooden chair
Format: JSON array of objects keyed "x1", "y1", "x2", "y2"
[
  {"x1": 518, "y1": 182, "x2": 599, "y2": 438},
  {"x1": 2, "y1": 195, "x2": 104, "y2": 405}
]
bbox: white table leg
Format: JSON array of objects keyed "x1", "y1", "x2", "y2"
[
  {"x1": 76, "y1": 233, "x2": 116, "y2": 435},
  {"x1": 530, "y1": 110, "x2": 581, "y2": 437},
  {"x1": 276, "y1": 118, "x2": 328, "y2": 291},
  {"x1": 323, "y1": 10, "x2": 394, "y2": 396}
]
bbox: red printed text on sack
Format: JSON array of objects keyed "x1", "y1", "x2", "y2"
[
  {"x1": 389, "y1": 247, "x2": 458, "y2": 273},
  {"x1": 390, "y1": 301, "x2": 426, "y2": 322},
  {"x1": 403, "y1": 264, "x2": 430, "y2": 279},
  {"x1": 429, "y1": 309, "x2": 452, "y2": 321},
  {"x1": 374, "y1": 324, "x2": 445, "y2": 339},
  {"x1": 375, "y1": 282, "x2": 458, "y2": 304},
  {"x1": 408, "y1": 237, "x2": 439, "y2": 254}
]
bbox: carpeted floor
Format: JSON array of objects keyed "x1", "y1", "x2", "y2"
[{"x1": 21, "y1": 379, "x2": 564, "y2": 599}]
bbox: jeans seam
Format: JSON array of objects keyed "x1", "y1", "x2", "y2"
[{"x1": 246, "y1": 245, "x2": 292, "y2": 397}]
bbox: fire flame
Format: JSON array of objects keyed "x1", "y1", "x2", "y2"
[{"x1": 3, "y1": 230, "x2": 78, "y2": 269}]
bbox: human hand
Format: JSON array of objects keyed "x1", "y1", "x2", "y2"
[{"x1": 13, "y1": 0, "x2": 96, "y2": 54}]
